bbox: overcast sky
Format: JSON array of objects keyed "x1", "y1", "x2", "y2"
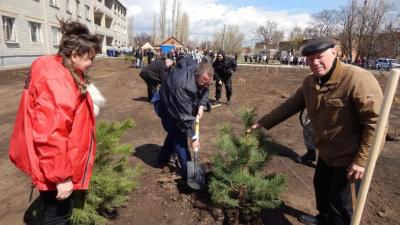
[{"x1": 118, "y1": 0, "x2": 399, "y2": 44}]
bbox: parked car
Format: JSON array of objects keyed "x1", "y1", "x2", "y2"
[{"x1": 375, "y1": 58, "x2": 400, "y2": 70}]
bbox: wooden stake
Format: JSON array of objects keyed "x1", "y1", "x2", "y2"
[{"x1": 351, "y1": 69, "x2": 400, "y2": 225}]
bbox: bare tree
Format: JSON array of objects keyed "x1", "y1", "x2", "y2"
[
  {"x1": 256, "y1": 20, "x2": 278, "y2": 45},
  {"x1": 174, "y1": 0, "x2": 182, "y2": 37},
  {"x1": 289, "y1": 26, "x2": 305, "y2": 53},
  {"x1": 226, "y1": 25, "x2": 244, "y2": 54},
  {"x1": 337, "y1": 0, "x2": 392, "y2": 62},
  {"x1": 152, "y1": 12, "x2": 157, "y2": 46},
  {"x1": 376, "y1": 20, "x2": 400, "y2": 58},
  {"x1": 127, "y1": 16, "x2": 135, "y2": 47},
  {"x1": 134, "y1": 32, "x2": 152, "y2": 47},
  {"x1": 270, "y1": 30, "x2": 284, "y2": 49},
  {"x1": 178, "y1": 12, "x2": 189, "y2": 45},
  {"x1": 304, "y1": 9, "x2": 339, "y2": 39},
  {"x1": 360, "y1": 0, "x2": 392, "y2": 59},
  {"x1": 337, "y1": 0, "x2": 358, "y2": 62},
  {"x1": 171, "y1": 0, "x2": 176, "y2": 36},
  {"x1": 159, "y1": 0, "x2": 167, "y2": 40},
  {"x1": 212, "y1": 25, "x2": 244, "y2": 54},
  {"x1": 200, "y1": 40, "x2": 212, "y2": 50}
]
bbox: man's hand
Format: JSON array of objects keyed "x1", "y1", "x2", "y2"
[
  {"x1": 191, "y1": 139, "x2": 200, "y2": 150},
  {"x1": 56, "y1": 179, "x2": 73, "y2": 200},
  {"x1": 347, "y1": 163, "x2": 365, "y2": 181},
  {"x1": 246, "y1": 123, "x2": 261, "y2": 134},
  {"x1": 197, "y1": 106, "x2": 205, "y2": 119}
]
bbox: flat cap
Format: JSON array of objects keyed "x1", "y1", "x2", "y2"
[{"x1": 300, "y1": 37, "x2": 336, "y2": 56}]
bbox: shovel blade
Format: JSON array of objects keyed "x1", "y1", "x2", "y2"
[{"x1": 187, "y1": 161, "x2": 205, "y2": 190}]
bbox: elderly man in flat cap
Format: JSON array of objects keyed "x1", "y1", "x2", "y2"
[{"x1": 248, "y1": 37, "x2": 383, "y2": 225}]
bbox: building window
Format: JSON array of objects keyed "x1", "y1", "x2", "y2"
[
  {"x1": 28, "y1": 21, "x2": 41, "y2": 43},
  {"x1": 49, "y1": 0, "x2": 57, "y2": 7},
  {"x1": 2, "y1": 16, "x2": 17, "y2": 42},
  {"x1": 66, "y1": 0, "x2": 71, "y2": 13},
  {"x1": 51, "y1": 26, "x2": 61, "y2": 46},
  {"x1": 76, "y1": 0, "x2": 81, "y2": 17},
  {"x1": 85, "y1": 5, "x2": 90, "y2": 20}
]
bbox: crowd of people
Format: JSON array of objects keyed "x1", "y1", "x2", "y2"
[{"x1": 6, "y1": 18, "x2": 398, "y2": 225}]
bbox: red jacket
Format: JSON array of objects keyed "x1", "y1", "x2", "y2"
[{"x1": 9, "y1": 55, "x2": 96, "y2": 191}]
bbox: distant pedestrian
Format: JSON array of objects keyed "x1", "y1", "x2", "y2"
[
  {"x1": 147, "y1": 50, "x2": 155, "y2": 65},
  {"x1": 213, "y1": 50, "x2": 237, "y2": 105},
  {"x1": 135, "y1": 48, "x2": 143, "y2": 68}
]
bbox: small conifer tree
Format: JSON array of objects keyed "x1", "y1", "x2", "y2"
[
  {"x1": 209, "y1": 107, "x2": 286, "y2": 225},
  {"x1": 70, "y1": 119, "x2": 141, "y2": 225}
]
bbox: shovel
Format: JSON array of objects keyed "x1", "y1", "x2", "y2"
[{"x1": 187, "y1": 116, "x2": 205, "y2": 190}]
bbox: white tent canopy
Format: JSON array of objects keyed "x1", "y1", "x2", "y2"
[{"x1": 141, "y1": 42, "x2": 154, "y2": 50}]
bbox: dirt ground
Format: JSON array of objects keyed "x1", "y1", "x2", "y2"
[{"x1": 0, "y1": 58, "x2": 399, "y2": 225}]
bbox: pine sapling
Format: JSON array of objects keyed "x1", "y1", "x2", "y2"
[
  {"x1": 70, "y1": 119, "x2": 141, "y2": 225},
  {"x1": 209, "y1": 107, "x2": 286, "y2": 225}
]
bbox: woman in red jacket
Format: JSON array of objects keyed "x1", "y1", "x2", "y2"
[{"x1": 9, "y1": 19, "x2": 100, "y2": 224}]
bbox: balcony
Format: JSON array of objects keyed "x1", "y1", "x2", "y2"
[
  {"x1": 94, "y1": 10, "x2": 103, "y2": 26},
  {"x1": 105, "y1": 15, "x2": 113, "y2": 29},
  {"x1": 104, "y1": 0, "x2": 113, "y2": 10}
]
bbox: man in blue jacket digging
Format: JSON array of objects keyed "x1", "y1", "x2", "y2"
[{"x1": 154, "y1": 56, "x2": 213, "y2": 179}]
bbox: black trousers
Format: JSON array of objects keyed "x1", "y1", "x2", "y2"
[
  {"x1": 40, "y1": 191, "x2": 73, "y2": 225},
  {"x1": 215, "y1": 78, "x2": 232, "y2": 101},
  {"x1": 314, "y1": 159, "x2": 359, "y2": 225}
]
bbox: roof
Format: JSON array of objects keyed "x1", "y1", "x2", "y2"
[
  {"x1": 159, "y1": 36, "x2": 185, "y2": 47},
  {"x1": 141, "y1": 42, "x2": 154, "y2": 50}
]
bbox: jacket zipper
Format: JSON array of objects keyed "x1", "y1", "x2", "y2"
[{"x1": 82, "y1": 129, "x2": 94, "y2": 186}]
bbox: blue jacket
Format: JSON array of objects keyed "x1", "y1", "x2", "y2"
[{"x1": 159, "y1": 57, "x2": 209, "y2": 138}]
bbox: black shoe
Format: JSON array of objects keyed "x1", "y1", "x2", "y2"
[
  {"x1": 300, "y1": 150, "x2": 316, "y2": 163},
  {"x1": 386, "y1": 133, "x2": 400, "y2": 142},
  {"x1": 212, "y1": 99, "x2": 221, "y2": 107},
  {"x1": 298, "y1": 214, "x2": 318, "y2": 225}
]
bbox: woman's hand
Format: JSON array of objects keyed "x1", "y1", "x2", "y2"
[{"x1": 56, "y1": 179, "x2": 73, "y2": 200}]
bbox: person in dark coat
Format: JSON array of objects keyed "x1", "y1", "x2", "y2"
[
  {"x1": 135, "y1": 49, "x2": 143, "y2": 68},
  {"x1": 139, "y1": 58, "x2": 174, "y2": 102},
  {"x1": 147, "y1": 50, "x2": 155, "y2": 65},
  {"x1": 154, "y1": 57, "x2": 213, "y2": 179},
  {"x1": 213, "y1": 50, "x2": 237, "y2": 105}
]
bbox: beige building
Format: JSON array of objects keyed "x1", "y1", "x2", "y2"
[{"x1": 0, "y1": 0, "x2": 127, "y2": 66}]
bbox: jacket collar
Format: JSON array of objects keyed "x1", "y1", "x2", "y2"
[{"x1": 309, "y1": 59, "x2": 345, "y2": 91}]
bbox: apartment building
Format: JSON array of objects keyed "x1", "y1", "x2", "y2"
[{"x1": 0, "y1": 0, "x2": 127, "y2": 66}]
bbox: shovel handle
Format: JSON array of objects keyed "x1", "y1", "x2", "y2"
[{"x1": 195, "y1": 116, "x2": 200, "y2": 139}]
